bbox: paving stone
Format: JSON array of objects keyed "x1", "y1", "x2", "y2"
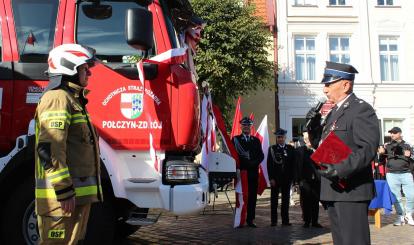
[{"x1": 121, "y1": 189, "x2": 414, "y2": 244}]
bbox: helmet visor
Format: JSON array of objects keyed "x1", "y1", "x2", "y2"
[
  {"x1": 85, "y1": 57, "x2": 97, "y2": 68},
  {"x1": 82, "y1": 45, "x2": 97, "y2": 67}
]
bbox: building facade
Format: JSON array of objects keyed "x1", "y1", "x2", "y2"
[{"x1": 277, "y1": 0, "x2": 414, "y2": 144}]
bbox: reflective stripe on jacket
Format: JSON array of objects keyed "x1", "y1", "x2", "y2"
[{"x1": 34, "y1": 82, "x2": 102, "y2": 216}]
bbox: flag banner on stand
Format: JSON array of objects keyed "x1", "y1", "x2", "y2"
[
  {"x1": 255, "y1": 115, "x2": 270, "y2": 195},
  {"x1": 234, "y1": 170, "x2": 248, "y2": 228},
  {"x1": 201, "y1": 94, "x2": 216, "y2": 169}
]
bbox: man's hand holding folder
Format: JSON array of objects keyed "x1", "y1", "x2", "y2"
[{"x1": 311, "y1": 132, "x2": 352, "y2": 189}]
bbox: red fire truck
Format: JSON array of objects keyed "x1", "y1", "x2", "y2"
[{"x1": 0, "y1": 0, "x2": 212, "y2": 243}]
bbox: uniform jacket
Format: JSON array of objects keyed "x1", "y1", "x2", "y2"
[
  {"x1": 232, "y1": 134, "x2": 264, "y2": 176},
  {"x1": 267, "y1": 144, "x2": 296, "y2": 184},
  {"x1": 296, "y1": 145, "x2": 320, "y2": 183},
  {"x1": 35, "y1": 82, "x2": 102, "y2": 216},
  {"x1": 384, "y1": 140, "x2": 413, "y2": 173},
  {"x1": 311, "y1": 93, "x2": 379, "y2": 202}
]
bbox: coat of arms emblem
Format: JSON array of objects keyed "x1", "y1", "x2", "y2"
[{"x1": 120, "y1": 93, "x2": 143, "y2": 119}]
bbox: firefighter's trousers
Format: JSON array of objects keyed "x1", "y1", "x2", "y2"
[{"x1": 37, "y1": 204, "x2": 91, "y2": 244}]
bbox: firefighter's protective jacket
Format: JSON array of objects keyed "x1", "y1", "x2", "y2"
[{"x1": 35, "y1": 82, "x2": 102, "y2": 216}]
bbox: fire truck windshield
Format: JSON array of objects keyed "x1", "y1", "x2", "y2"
[
  {"x1": 77, "y1": 1, "x2": 158, "y2": 63},
  {"x1": 12, "y1": 0, "x2": 59, "y2": 62}
]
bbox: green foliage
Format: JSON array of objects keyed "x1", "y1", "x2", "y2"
[{"x1": 192, "y1": 0, "x2": 274, "y2": 120}]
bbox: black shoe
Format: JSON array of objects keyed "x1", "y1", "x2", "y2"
[
  {"x1": 247, "y1": 223, "x2": 257, "y2": 228},
  {"x1": 282, "y1": 223, "x2": 292, "y2": 226},
  {"x1": 303, "y1": 223, "x2": 310, "y2": 228},
  {"x1": 271, "y1": 222, "x2": 277, "y2": 227},
  {"x1": 312, "y1": 223, "x2": 323, "y2": 228}
]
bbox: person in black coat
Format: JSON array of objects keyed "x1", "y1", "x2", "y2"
[
  {"x1": 267, "y1": 128, "x2": 296, "y2": 226},
  {"x1": 232, "y1": 117, "x2": 264, "y2": 228},
  {"x1": 306, "y1": 61, "x2": 379, "y2": 245},
  {"x1": 296, "y1": 130, "x2": 322, "y2": 228}
]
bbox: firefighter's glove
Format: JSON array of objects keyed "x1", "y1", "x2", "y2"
[
  {"x1": 305, "y1": 108, "x2": 321, "y2": 130},
  {"x1": 318, "y1": 163, "x2": 338, "y2": 181}
]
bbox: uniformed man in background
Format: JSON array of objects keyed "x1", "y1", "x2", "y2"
[
  {"x1": 306, "y1": 61, "x2": 379, "y2": 245},
  {"x1": 267, "y1": 128, "x2": 296, "y2": 226},
  {"x1": 296, "y1": 128, "x2": 322, "y2": 228},
  {"x1": 232, "y1": 117, "x2": 264, "y2": 228},
  {"x1": 35, "y1": 44, "x2": 102, "y2": 244}
]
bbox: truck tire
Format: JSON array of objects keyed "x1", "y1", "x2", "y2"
[{"x1": 1, "y1": 177, "x2": 38, "y2": 245}]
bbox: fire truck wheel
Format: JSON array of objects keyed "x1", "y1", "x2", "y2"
[{"x1": 1, "y1": 178, "x2": 38, "y2": 245}]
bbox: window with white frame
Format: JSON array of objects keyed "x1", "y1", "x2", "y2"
[
  {"x1": 294, "y1": 36, "x2": 316, "y2": 81},
  {"x1": 379, "y1": 36, "x2": 399, "y2": 81},
  {"x1": 382, "y1": 119, "x2": 403, "y2": 143},
  {"x1": 377, "y1": 0, "x2": 393, "y2": 6},
  {"x1": 294, "y1": 0, "x2": 316, "y2": 6},
  {"x1": 329, "y1": 0, "x2": 346, "y2": 5},
  {"x1": 329, "y1": 36, "x2": 350, "y2": 64}
]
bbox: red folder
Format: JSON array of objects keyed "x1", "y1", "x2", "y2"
[
  {"x1": 311, "y1": 132, "x2": 352, "y2": 189},
  {"x1": 311, "y1": 132, "x2": 352, "y2": 164}
]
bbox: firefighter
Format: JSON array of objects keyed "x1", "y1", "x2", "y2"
[
  {"x1": 267, "y1": 128, "x2": 296, "y2": 226},
  {"x1": 232, "y1": 117, "x2": 264, "y2": 227},
  {"x1": 35, "y1": 44, "x2": 102, "y2": 244}
]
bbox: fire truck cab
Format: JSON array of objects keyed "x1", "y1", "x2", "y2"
[{"x1": 0, "y1": 0, "x2": 209, "y2": 243}]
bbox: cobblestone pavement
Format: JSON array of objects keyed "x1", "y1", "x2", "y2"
[{"x1": 122, "y1": 189, "x2": 414, "y2": 245}]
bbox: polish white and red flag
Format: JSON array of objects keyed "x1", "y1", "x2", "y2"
[
  {"x1": 200, "y1": 94, "x2": 216, "y2": 169},
  {"x1": 229, "y1": 98, "x2": 249, "y2": 227},
  {"x1": 233, "y1": 170, "x2": 248, "y2": 228},
  {"x1": 137, "y1": 47, "x2": 188, "y2": 86},
  {"x1": 149, "y1": 131, "x2": 160, "y2": 172},
  {"x1": 255, "y1": 115, "x2": 270, "y2": 195}
]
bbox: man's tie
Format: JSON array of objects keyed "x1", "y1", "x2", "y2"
[
  {"x1": 331, "y1": 104, "x2": 338, "y2": 113},
  {"x1": 327, "y1": 105, "x2": 338, "y2": 120}
]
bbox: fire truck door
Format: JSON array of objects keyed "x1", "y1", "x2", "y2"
[
  {"x1": 0, "y1": 0, "x2": 15, "y2": 154},
  {"x1": 6, "y1": 0, "x2": 59, "y2": 145}
]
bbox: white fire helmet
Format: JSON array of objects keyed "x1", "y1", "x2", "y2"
[{"x1": 47, "y1": 44, "x2": 96, "y2": 76}]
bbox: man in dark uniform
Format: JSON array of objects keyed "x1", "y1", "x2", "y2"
[
  {"x1": 296, "y1": 129, "x2": 322, "y2": 228},
  {"x1": 267, "y1": 128, "x2": 296, "y2": 226},
  {"x1": 306, "y1": 61, "x2": 379, "y2": 245},
  {"x1": 232, "y1": 117, "x2": 264, "y2": 227}
]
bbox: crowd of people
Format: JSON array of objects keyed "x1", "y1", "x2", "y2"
[
  {"x1": 233, "y1": 118, "x2": 323, "y2": 229},
  {"x1": 232, "y1": 61, "x2": 414, "y2": 245}
]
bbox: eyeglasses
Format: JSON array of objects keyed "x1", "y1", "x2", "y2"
[{"x1": 276, "y1": 136, "x2": 284, "y2": 138}]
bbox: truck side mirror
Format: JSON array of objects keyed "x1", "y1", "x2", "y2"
[{"x1": 125, "y1": 8, "x2": 153, "y2": 51}]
